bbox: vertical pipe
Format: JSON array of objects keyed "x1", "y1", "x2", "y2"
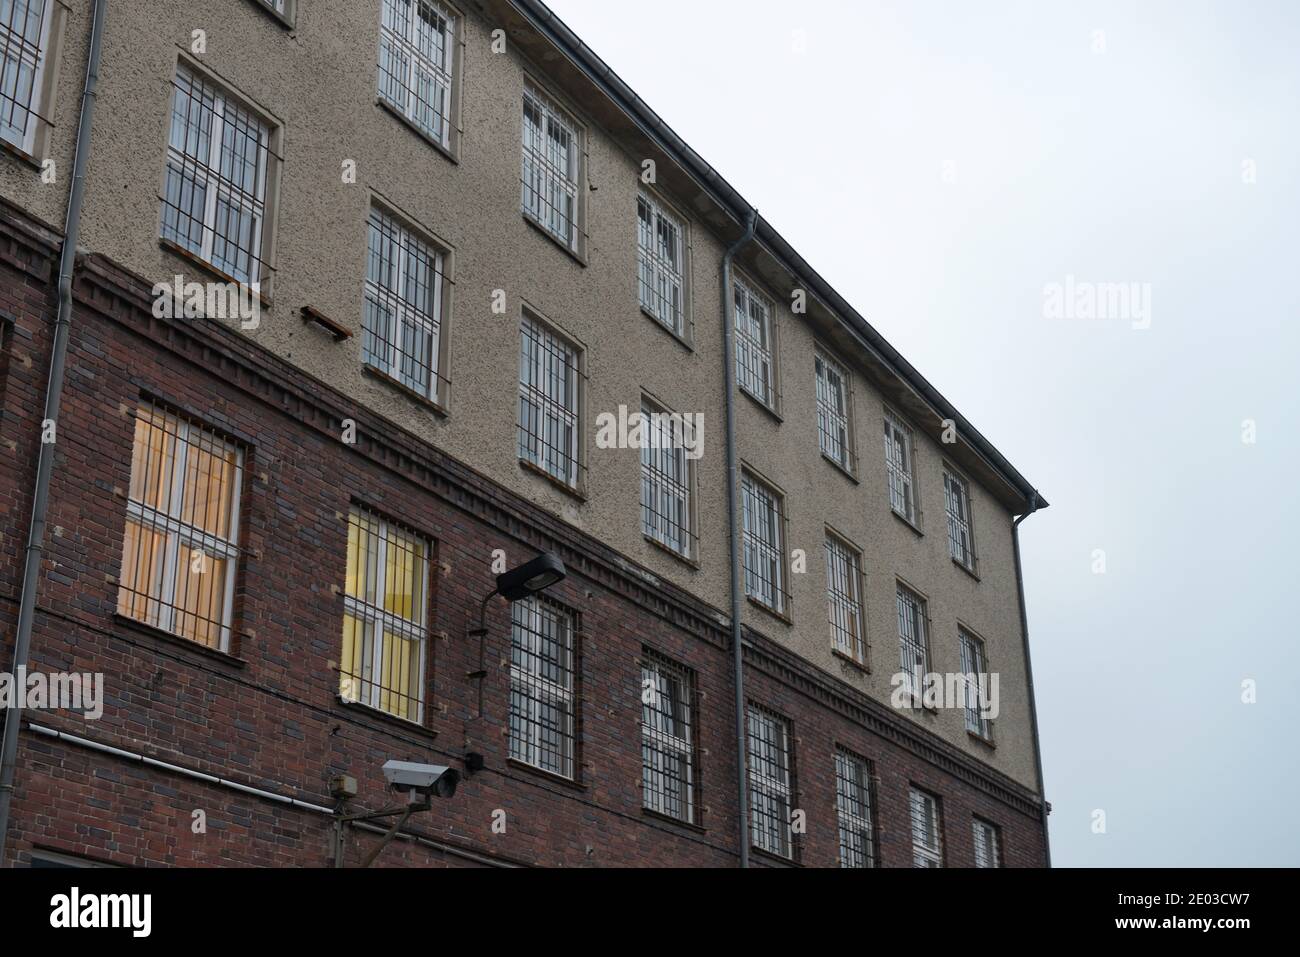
[
  {"x1": 1013, "y1": 492, "x2": 1052, "y2": 867},
  {"x1": 0, "y1": 0, "x2": 108, "y2": 863}
]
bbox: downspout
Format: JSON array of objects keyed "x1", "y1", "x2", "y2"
[
  {"x1": 1012, "y1": 492, "x2": 1051, "y2": 867},
  {"x1": 0, "y1": 0, "x2": 108, "y2": 864},
  {"x1": 722, "y1": 208, "x2": 758, "y2": 868}
]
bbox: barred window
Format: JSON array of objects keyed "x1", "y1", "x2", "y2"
[
  {"x1": 973, "y1": 818, "x2": 1002, "y2": 868},
  {"x1": 363, "y1": 206, "x2": 448, "y2": 403},
  {"x1": 0, "y1": 0, "x2": 51, "y2": 153},
  {"x1": 944, "y1": 468, "x2": 976, "y2": 570},
  {"x1": 815, "y1": 353, "x2": 853, "y2": 471},
  {"x1": 161, "y1": 66, "x2": 274, "y2": 288},
  {"x1": 509, "y1": 597, "x2": 577, "y2": 779},
  {"x1": 835, "y1": 749, "x2": 876, "y2": 868},
  {"x1": 637, "y1": 193, "x2": 685, "y2": 335},
  {"x1": 825, "y1": 533, "x2": 865, "y2": 663},
  {"x1": 910, "y1": 788, "x2": 943, "y2": 868},
  {"x1": 522, "y1": 86, "x2": 580, "y2": 252},
  {"x1": 734, "y1": 277, "x2": 776, "y2": 408},
  {"x1": 117, "y1": 406, "x2": 242, "y2": 652},
  {"x1": 641, "y1": 651, "x2": 697, "y2": 823},
  {"x1": 883, "y1": 409, "x2": 917, "y2": 523},
  {"x1": 519, "y1": 314, "x2": 581, "y2": 489},
  {"x1": 742, "y1": 471, "x2": 786, "y2": 614},
  {"x1": 640, "y1": 400, "x2": 694, "y2": 559},
  {"x1": 339, "y1": 509, "x2": 429, "y2": 724},
  {"x1": 959, "y1": 627, "x2": 992, "y2": 740},
  {"x1": 378, "y1": 0, "x2": 456, "y2": 148},
  {"x1": 746, "y1": 705, "x2": 793, "y2": 859},
  {"x1": 896, "y1": 584, "x2": 929, "y2": 705}
]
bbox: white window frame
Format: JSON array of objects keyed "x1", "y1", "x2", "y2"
[
  {"x1": 640, "y1": 653, "x2": 696, "y2": 824},
  {"x1": 835, "y1": 749, "x2": 876, "y2": 869},
  {"x1": 0, "y1": 0, "x2": 52, "y2": 154},
  {"x1": 377, "y1": 0, "x2": 456, "y2": 149},
  {"x1": 734, "y1": 276, "x2": 776, "y2": 409},
  {"x1": 815, "y1": 351, "x2": 852, "y2": 471},
  {"x1": 747, "y1": 705, "x2": 793, "y2": 859},
  {"x1": 741, "y1": 471, "x2": 785, "y2": 614},
  {"x1": 944, "y1": 467, "x2": 976, "y2": 571},
  {"x1": 521, "y1": 84, "x2": 581, "y2": 252},
  {"x1": 508, "y1": 597, "x2": 577, "y2": 779},
  {"x1": 960, "y1": 627, "x2": 992, "y2": 740},
  {"x1": 640, "y1": 399, "x2": 694, "y2": 559},
  {"x1": 825, "y1": 532, "x2": 865, "y2": 663},
  {"x1": 910, "y1": 788, "x2": 943, "y2": 868},
  {"x1": 884, "y1": 408, "x2": 917, "y2": 523},
  {"x1": 896, "y1": 584, "x2": 930, "y2": 706},
  {"x1": 518, "y1": 313, "x2": 581, "y2": 489},
  {"x1": 973, "y1": 818, "x2": 1002, "y2": 868},
  {"x1": 637, "y1": 192, "x2": 686, "y2": 335}
]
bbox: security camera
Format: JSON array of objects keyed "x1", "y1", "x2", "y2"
[{"x1": 382, "y1": 760, "x2": 460, "y2": 801}]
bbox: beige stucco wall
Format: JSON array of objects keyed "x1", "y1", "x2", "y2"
[{"x1": 1, "y1": 0, "x2": 1041, "y2": 792}]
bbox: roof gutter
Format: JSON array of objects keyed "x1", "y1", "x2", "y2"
[{"x1": 1013, "y1": 492, "x2": 1051, "y2": 866}]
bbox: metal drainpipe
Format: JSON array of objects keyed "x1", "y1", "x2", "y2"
[
  {"x1": 722, "y1": 208, "x2": 758, "y2": 868},
  {"x1": 1012, "y1": 491, "x2": 1052, "y2": 867},
  {"x1": 0, "y1": 0, "x2": 108, "y2": 864}
]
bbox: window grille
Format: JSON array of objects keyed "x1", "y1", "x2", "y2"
[
  {"x1": 509, "y1": 596, "x2": 577, "y2": 779},
  {"x1": 883, "y1": 409, "x2": 916, "y2": 522},
  {"x1": 896, "y1": 584, "x2": 929, "y2": 705},
  {"x1": 910, "y1": 788, "x2": 943, "y2": 867},
  {"x1": 637, "y1": 194, "x2": 685, "y2": 335},
  {"x1": 734, "y1": 277, "x2": 775, "y2": 408},
  {"x1": 339, "y1": 508, "x2": 429, "y2": 724},
  {"x1": 746, "y1": 705, "x2": 793, "y2": 859},
  {"x1": 835, "y1": 749, "x2": 876, "y2": 868},
  {"x1": 944, "y1": 468, "x2": 975, "y2": 570},
  {"x1": 362, "y1": 206, "x2": 449, "y2": 403},
  {"x1": 973, "y1": 818, "x2": 1002, "y2": 868},
  {"x1": 521, "y1": 86, "x2": 580, "y2": 251},
  {"x1": 161, "y1": 66, "x2": 274, "y2": 288},
  {"x1": 641, "y1": 651, "x2": 697, "y2": 823},
  {"x1": 518, "y1": 314, "x2": 581, "y2": 489},
  {"x1": 0, "y1": 0, "x2": 51, "y2": 153},
  {"x1": 378, "y1": 0, "x2": 456, "y2": 147},
  {"x1": 816, "y1": 353, "x2": 853, "y2": 471},
  {"x1": 825, "y1": 533, "x2": 865, "y2": 663},
  {"x1": 960, "y1": 628, "x2": 991, "y2": 739},
  {"x1": 117, "y1": 405, "x2": 242, "y2": 652},
  {"x1": 640, "y1": 400, "x2": 695, "y2": 558},
  {"x1": 742, "y1": 471, "x2": 786, "y2": 614}
]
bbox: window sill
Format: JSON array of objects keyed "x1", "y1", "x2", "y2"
[
  {"x1": 746, "y1": 593, "x2": 792, "y2": 626},
  {"x1": 158, "y1": 239, "x2": 274, "y2": 308},
  {"x1": 112, "y1": 613, "x2": 247, "y2": 668},
  {"x1": 750, "y1": 845, "x2": 801, "y2": 867},
  {"x1": 362, "y1": 364, "x2": 449, "y2": 418},
  {"x1": 640, "y1": 306, "x2": 694, "y2": 352},
  {"x1": 644, "y1": 533, "x2": 700, "y2": 570},
  {"x1": 891, "y1": 508, "x2": 924, "y2": 538},
  {"x1": 522, "y1": 213, "x2": 587, "y2": 267},
  {"x1": 335, "y1": 695, "x2": 437, "y2": 740},
  {"x1": 375, "y1": 97, "x2": 459, "y2": 166},
  {"x1": 738, "y1": 383, "x2": 783, "y2": 423},
  {"x1": 505, "y1": 757, "x2": 586, "y2": 793},
  {"x1": 642, "y1": 807, "x2": 707, "y2": 834},
  {"x1": 0, "y1": 136, "x2": 42, "y2": 171},
  {"x1": 967, "y1": 730, "x2": 996, "y2": 750},
  {"x1": 952, "y1": 557, "x2": 981, "y2": 582},
  {"x1": 519, "y1": 457, "x2": 586, "y2": 503},
  {"x1": 832, "y1": 649, "x2": 871, "y2": 675},
  {"x1": 821, "y1": 451, "x2": 859, "y2": 484}
]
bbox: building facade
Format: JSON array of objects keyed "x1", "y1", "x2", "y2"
[{"x1": 0, "y1": 0, "x2": 1050, "y2": 867}]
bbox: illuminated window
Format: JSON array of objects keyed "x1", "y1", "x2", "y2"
[{"x1": 378, "y1": 0, "x2": 457, "y2": 148}]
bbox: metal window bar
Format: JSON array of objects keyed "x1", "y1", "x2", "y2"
[
  {"x1": 944, "y1": 470, "x2": 975, "y2": 570},
  {"x1": 116, "y1": 405, "x2": 243, "y2": 653},
  {"x1": 959, "y1": 628, "x2": 991, "y2": 739},
  {"x1": 640, "y1": 401, "x2": 696, "y2": 558},
  {"x1": 835, "y1": 749, "x2": 876, "y2": 868},
  {"x1": 0, "y1": 0, "x2": 52, "y2": 153},
  {"x1": 741, "y1": 472, "x2": 788, "y2": 614},
  {"x1": 362, "y1": 207, "x2": 451, "y2": 404},
  {"x1": 883, "y1": 411, "x2": 916, "y2": 522},
  {"x1": 896, "y1": 585, "x2": 928, "y2": 705},
  {"x1": 159, "y1": 66, "x2": 276, "y2": 290},
  {"x1": 909, "y1": 788, "x2": 943, "y2": 868},
  {"x1": 521, "y1": 86, "x2": 583, "y2": 252},
  {"x1": 508, "y1": 596, "x2": 576, "y2": 779},
  {"x1": 518, "y1": 315, "x2": 583, "y2": 489},
  {"x1": 746, "y1": 705, "x2": 793, "y2": 859},
  {"x1": 339, "y1": 508, "x2": 429, "y2": 724},
  {"x1": 815, "y1": 353, "x2": 856, "y2": 472},
  {"x1": 641, "y1": 651, "x2": 697, "y2": 823},
  {"x1": 825, "y1": 534, "x2": 865, "y2": 662},
  {"x1": 378, "y1": 0, "x2": 455, "y2": 148},
  {"x1": 973, "y1": 818, "x2": 1001, "y2": 869},
  {"x1": 637, "y1": 194, "x2": 684, "y2": 335},
  {"x1": 733, "y1": 277, "x2": 776, "y2": 409}
]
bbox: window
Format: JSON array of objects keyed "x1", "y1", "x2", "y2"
[
  {"x1": 734, "y1": 277, "x2": 776, "y2": 409},
  {"x1": 825, "y1": 533, "x2": 865, "y2": 663},
  {"x1": 883, "y1": 409, "x2": 917, "y2": 523},
  {"x1": 944, "y1": 468, "x2": 976, "y2": 570},
  {"x1": 161, "y1": 65, "x2": 274, "y2": 288},
  {"x1": 378, "y1": 0, "x2": 456, "y2": 149},
  {"x1": 518, "y1": 314, "x2": 581, "y2": 489},
  {"x1": 815, "y1": 352, "x2": 853, "y2": 471},
  {"x1": 835, "y1": 749, "x2": 876, "y2": 868},
  {"x1": 362, "y1": 206, "x2": 448, "y2": 404},
  {"x1": 641, "y1": 651, "x2": 697, "y2": 823},
  {"x1": 637, "y1": 193, "x2": 685, "y2": 335},
  {"x1": 896, "y1": 584, "x2": 929, "y2": 705},
  {"x1": 960, "y1": 627, "x2": 992, "y2": 740},
  {"x1": 973, "y1": 818, "x2": 1002, "y2": 868},
  {"x1": 746, "y1": 705, "x2": 793, "y2": 859},
  {"x1": 251, "y1": 0, "x2": 292, "y2": 23},
  {"x1": 521, "y1": 85, "x2": 581, "y2": 252},
  {"x1": 741, "y1": 471, "x2": 786, "y2": 614},
  {"x1": 509, "y1": 597, "x2": 577, "y2": 779},
  {"x1": 640, "y1": 399, "x2": 695, "y2": 559},
  {"x1": 909, "y1": 788, "x2": 943, "y2": 867},
  {"x1": 117, "y1": 405, "x2": 242, "y2": 652},
  {"x1": 0, "y1": 0, "x2": 52, "y2": 154},
  {"x1": 339, "y1": 509, "x2": 429, "y2": 723}
]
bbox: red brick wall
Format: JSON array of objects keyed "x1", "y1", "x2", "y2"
[{"x1": 0, "y1": 201, "x2": 1046, "y2": 868}]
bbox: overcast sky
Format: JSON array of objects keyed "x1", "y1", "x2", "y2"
[{"x1": 545, "y1": 0, "x2": 1300, "y2": 866}]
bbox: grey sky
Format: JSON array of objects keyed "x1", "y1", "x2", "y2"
[{"x1": 545, "y1": 0, "x2": 1300, "y2": 866}]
